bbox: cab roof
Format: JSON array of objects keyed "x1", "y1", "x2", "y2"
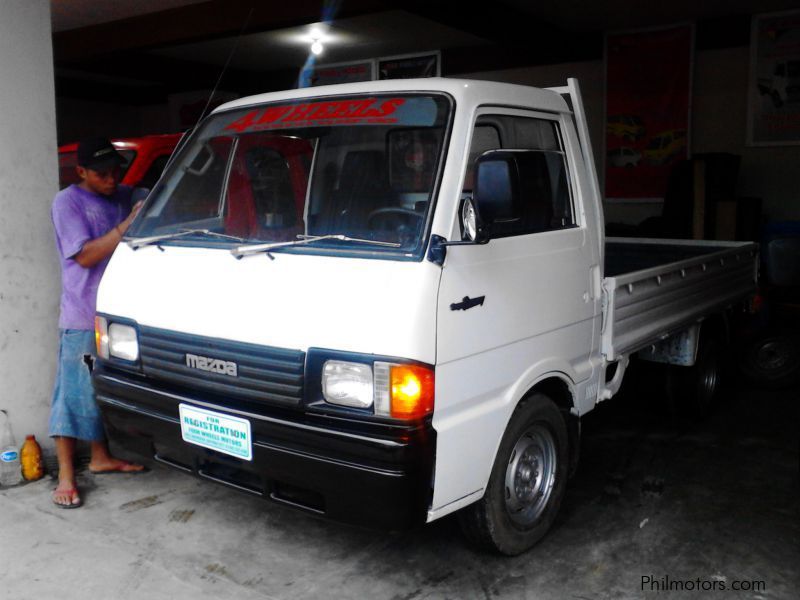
[{"x1": 211, "y1": 78, "x2": 571, "y2": 117}]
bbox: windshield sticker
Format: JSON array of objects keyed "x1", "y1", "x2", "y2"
[{"x1": 223, "y1": 97, "x2": 439, "y2": 132}]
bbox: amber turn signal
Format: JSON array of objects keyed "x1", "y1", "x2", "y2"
[
  {"x1": 389, "y1": 364, "x2": 434, "y2": 419},
  {"x1": 95, "y1": 316, "x2": 109, "y2": 360}
]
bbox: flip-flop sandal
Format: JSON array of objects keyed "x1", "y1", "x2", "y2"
[
  {"x1": 89, "y1": 462, "x2": 148, "y2": 475},
  {"x1": 52, "y1": 489, "x2": 82, "y2": 509}
]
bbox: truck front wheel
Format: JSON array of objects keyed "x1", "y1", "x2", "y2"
[{"x1": 458, "y1": 393, "x2": 568, "y2": 555}]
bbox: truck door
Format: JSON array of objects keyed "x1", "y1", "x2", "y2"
[{"x1": 432, "y1": 108, "x2": 598, "y2": 513}]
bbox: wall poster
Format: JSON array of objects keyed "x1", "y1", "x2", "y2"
[
  {"x1": 298, "y1": 53, "x2": 441, "y2": 89},
  {"x1": 300, "y1": 60, "x2": 375, "y2": 88},
  {"x1": 378, "y1": 52, "x2": 440, "y2": 80},
  {"x1": 605, "y1": 25, "x2": 694, "y2": 201},
  {"x1": 748, "y1": 10, "x2": 800, "y2": 146}
]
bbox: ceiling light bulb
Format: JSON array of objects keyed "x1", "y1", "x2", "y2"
[{"x1": 311, "y1": 40, "x2": 323, "y2": 55}]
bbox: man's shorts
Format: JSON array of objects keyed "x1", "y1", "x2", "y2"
[{"x1": 49, "y1": 329, "x2": 105, "y2": 441}]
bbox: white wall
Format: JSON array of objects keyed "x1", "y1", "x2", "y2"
[
  {"x1": 463, "y1": 46, "x2": 800, "y2": 226},
  {"x1": 0, "y1": 0, "x2": 60, "y2": 449}
]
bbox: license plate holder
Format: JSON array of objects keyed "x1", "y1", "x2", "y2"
[{"x1": 178, "y1": 404, "x2": 252, "y2": 461}]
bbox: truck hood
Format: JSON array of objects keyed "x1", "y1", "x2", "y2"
[{"x1": 97, "y1": 244, "x2": 440, "y2": 364}]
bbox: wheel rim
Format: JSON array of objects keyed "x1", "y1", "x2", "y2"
[{"x1": 504, "y1": 424, "x2": 557, "y2": 526}]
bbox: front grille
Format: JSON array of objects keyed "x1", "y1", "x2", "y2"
[{"x1": 138, "y1": 326, "x2": 305, "y2": 407}]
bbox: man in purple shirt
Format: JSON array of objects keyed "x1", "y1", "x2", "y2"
[{"x1": 50, "y1": 138, "x2": 144, "y2": 508}]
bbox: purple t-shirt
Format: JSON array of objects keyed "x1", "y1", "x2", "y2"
[{"x1": 52, "y1": 184, "x2": 133, "y2": 330}]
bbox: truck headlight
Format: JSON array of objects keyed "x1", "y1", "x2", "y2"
[
  {"x1": 322, "y1": 361, "x2": 373, "y2": 408},
  {"x1": 312, "y1": 351, "x2": 435, "y2": 419},
  {"x1": 108, "y1": 323, "x2": 139, "y2": 361}
]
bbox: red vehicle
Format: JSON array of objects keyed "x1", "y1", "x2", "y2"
[{"x1": 58, "y1": 134, "x2": 183, "y2": 190}]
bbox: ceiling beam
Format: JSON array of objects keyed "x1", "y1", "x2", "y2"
[
  {"x1": 405, "y1": 1, "x2": 559, "y2": 44},
  {"x1": 55, "y1": 50, "x2": 302, "y2": 106},
  {"x1": 58, "y1": 54, "x2": 263, "y2": 92}
]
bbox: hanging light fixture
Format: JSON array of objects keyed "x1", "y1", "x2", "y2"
[{"x1": 309, "y1": 27, "x2": 325, "y2": 55}]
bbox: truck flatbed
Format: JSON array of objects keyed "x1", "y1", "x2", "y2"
[{"x1": 602, "y1": 237, "x2": 758, "y2": 360}]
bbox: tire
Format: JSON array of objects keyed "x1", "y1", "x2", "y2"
[
  {"x1": 739, "y1": 331, "x2": 800, "y2": 390},
  {"x1": 666, "y1": 335, "x2": 722, "y2": 419},
  {"x1": 458, "y1": 393, "x2": 568, "y2": 555}
]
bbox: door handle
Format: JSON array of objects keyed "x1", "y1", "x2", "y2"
[{"x1": 450, "y1": 295, "x2": 485, "y2": 311}]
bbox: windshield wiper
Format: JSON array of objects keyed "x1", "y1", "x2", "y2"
[
  {"x1": 230, "y1": 234, "x2": 401, "y2": 258},
  {"x1": 128, "y1": 229, "x2": 246, "y2": 250}
]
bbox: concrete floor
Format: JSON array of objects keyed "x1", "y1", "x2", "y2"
[{"x1": 1, "y1": 379, "x2": 797, "y2": 600}]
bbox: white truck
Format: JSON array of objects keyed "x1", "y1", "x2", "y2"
[{"x1": 92, "y1": 78, "x2": 757, "y2": 555}]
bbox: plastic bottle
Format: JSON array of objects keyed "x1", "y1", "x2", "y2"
[
  {"x1": 20, "y1": 435, "x2": 44, "y2": 481},
  {"x1": 0, "y1": 411, "x2": 22, "y2": 487}
]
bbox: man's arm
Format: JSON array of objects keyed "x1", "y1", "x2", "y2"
[{"x1": 73, "y1": 202, "x2": 142, "y2": 268}]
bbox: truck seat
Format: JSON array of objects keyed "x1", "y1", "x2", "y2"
[{"x1": 319, "y1": 150, "x2": 393, "y2": 233}]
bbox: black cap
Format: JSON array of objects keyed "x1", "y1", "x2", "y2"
[{"x1": 77, "y1": 137, "x2": 125, "y2": 170}]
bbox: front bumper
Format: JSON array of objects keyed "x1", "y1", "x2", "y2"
[{"x1": 93, "y1": 365, "x2": 435, "y2": 530}]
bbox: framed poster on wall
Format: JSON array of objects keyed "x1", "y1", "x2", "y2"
[
  {"x1": 378, "y1": 52, "x2": 440, "y2": 80},
  {"x1": 748, "y1": 9, "x2": 800, "y2": 146},
  {"x1": 605, "y1": 25, "x2": 694, "y2": 201},
  {"x1": 299, "y1": 60, "x2": 375, "y2": 88}
]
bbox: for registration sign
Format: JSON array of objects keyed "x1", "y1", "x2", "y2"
[{"x1": 179, "y1": 404, "x2": 252, "y2": 461}]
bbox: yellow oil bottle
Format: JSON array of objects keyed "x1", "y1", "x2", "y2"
[{"x1": 20, "y1": 435, "x2": 44, "y2": 481}]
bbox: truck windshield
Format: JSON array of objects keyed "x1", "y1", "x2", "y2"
[{"x1": 128, "y1": 94, "x2": 451, "y2": 257}]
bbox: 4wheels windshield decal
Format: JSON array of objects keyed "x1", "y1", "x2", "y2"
[{"x1": 223, "y1": 96, "x2": 439, "y2": 132}]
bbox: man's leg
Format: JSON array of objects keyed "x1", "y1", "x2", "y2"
[
  {"x1": 88, "y1": 440, "x2": 144, "y2": 473},
  {"x1": 52, "y1": 436, "x2": 81, "y2": 507}
]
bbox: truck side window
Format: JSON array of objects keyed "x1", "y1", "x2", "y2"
[
  {"x1": 463, "y1": 125, "x2": 500, "y2": 191},
  {"x1": 161, "y1": 137, "x2": 233, "y2": 226},
  {"x1": 465, "y1": 115, "x2": 575, "y2": 234}
]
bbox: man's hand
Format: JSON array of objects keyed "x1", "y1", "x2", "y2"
[
  {"x1": 73, "y1": 201, "x2": 144, "y2": 268},
  {"x1": 117, "y1": 200, "x2": 144, "y2": 236}
]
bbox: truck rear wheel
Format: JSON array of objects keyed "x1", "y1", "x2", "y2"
[
  {"x1": 458, "y1": 392, "x2": 568, "y2": 555},
  {"x1": 666, "y1": 335, "x2": 722, "y2": 418}
]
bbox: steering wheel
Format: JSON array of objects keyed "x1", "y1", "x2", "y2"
[{"x1": 367, "y1": 207, "x2": 425, "y2": 228}]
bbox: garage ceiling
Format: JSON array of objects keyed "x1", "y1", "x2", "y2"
[
  {"x1": 51, "y1": 0, "x2": 800, "y2": 104},
  {"x1": 147, "y1": 10, "x2": 490, "y2": 72},
  {"x1": 50, "y1": 0, "x2": 211, "y2": 32}
]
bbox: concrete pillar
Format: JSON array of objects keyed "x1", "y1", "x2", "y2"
[{"x1": 0, "y1": 0, "x2": 59, "y2": 449}]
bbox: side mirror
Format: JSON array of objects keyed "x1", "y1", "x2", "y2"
[
  {"x1": 462, "y1": 149, "x2": 558, "y2": 242},
  {"x1": 461, "y1": 151, "x2": 521, "y2": 242}
]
